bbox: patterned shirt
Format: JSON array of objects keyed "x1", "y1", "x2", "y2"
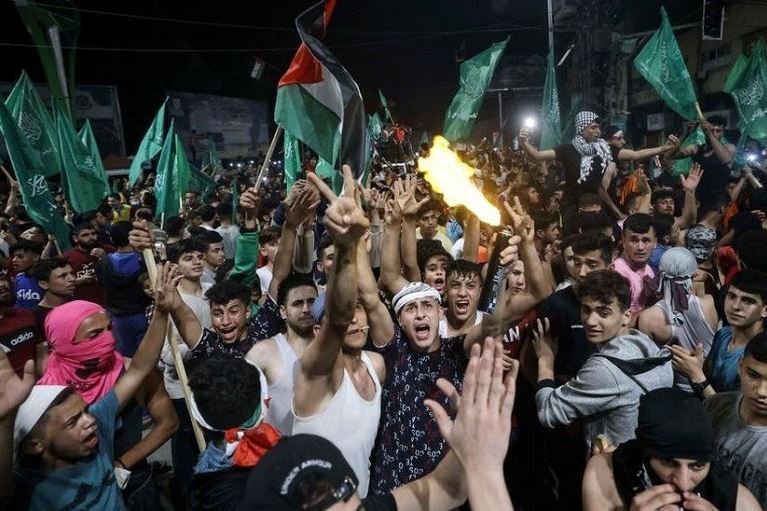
[
  {"x1": 246, "y1": 297, "x2": 285, "y2": 343},
  {"x1": 370, "y1": 328, "x2": 467, "y2": 495}
]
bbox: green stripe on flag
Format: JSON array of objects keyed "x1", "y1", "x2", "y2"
[{"x1": 275, "y1": 85, "x2": 340, "y2": 167}]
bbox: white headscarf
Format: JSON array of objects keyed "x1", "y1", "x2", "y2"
[{"x1": 657, "y1": 247, "x2": 697, "y2": 326}]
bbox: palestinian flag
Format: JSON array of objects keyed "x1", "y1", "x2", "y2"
[{"x1": 274, "y1": 0, "x2": 367, "y2": 179}]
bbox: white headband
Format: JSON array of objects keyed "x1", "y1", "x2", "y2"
[
  {"x1": 14, "y1": 385, "x2": 68, "y2": 449},
  {"x1": 392, "y1": 282, "x2": 441, "y2": 315}
]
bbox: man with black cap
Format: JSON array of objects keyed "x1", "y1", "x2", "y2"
[{"x1": 582, "y1": 387, "x2": 761, "y2": 510}]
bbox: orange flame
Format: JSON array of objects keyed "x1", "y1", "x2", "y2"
[{"x1": 417, "y1": 136, "x2": 501, "y2": 226}]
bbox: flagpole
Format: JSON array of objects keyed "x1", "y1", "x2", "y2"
[
  {"x1": 140, "y1": 249, "x2": 206, "y2": 453},
  {"x1": 694, "y1": 102, "x2": 707, "y2": 122},
  {"x1": 255, "y1": 125, "x2": 284, "y2": 191}
]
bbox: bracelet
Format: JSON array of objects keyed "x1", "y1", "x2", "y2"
[{"x1": 690, "y1": 379, "x2": 710, "y2": 398}]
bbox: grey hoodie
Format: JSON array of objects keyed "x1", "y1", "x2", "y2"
[{"x1": 535, "y1": 329, "x2": 673, "y2": 451}]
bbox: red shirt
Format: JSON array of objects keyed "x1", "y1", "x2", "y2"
[
  {"x1": 0, "y1": 308, "x2": 41, "y2": 377},
  {"x1": 62, "y1": 246, "x2": 112, "y2": 306}
]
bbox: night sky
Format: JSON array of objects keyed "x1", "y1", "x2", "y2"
[{"x1": 0, "y1": 0, "x2": 702, "y2": 150}]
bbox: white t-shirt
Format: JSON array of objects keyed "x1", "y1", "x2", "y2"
[{"x1": 257, "y1": 266, "x2": 273, "y2": 295}]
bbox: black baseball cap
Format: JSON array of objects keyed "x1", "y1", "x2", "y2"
[{"x1": 238, "y1": 434, "x2": 358, "y2": 510}]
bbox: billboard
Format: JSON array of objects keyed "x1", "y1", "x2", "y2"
[{"x1": 166, "y1": 91, "x2": 270, "y2": 162}]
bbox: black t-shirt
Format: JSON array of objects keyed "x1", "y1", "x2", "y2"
[
  {"x1": 554, "y1": 144, "x2": 605, "y2": 205},
  {"x1": 693, "y1": 148, "x2": 732, "y2": 204},
  {"x1": 535, "y1": 286, "x2": 596, "y2": 379}
]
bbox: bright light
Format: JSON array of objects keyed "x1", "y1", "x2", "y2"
[
  {"x1": 523, "y1": 117, "x2": 536, "y2": 129},
  {"x1": 747, "y1": 153, "x2": 758, "y2": 162},
  {"x1": 417, "y1": 136, "x2": 501, "y2": 226}
]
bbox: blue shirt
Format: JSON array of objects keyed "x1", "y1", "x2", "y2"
[
  {"x1": 14, "y1": 272, "x2": 43, "y2": 309},
  {"x1": 709, "y1": 327, "x2": 743, "y2": 393},
  {"x1": 14, "y1": 391, "x2": 125, "y2": 510}
]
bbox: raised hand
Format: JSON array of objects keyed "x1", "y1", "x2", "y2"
[
  {"x1": 285, "y1": 186, "x2": 321, "y2": 229},
  {"x1": 393, "y1": 175, "x2": 429, "y2": 220},
  {"x1": 662, "y1": 134, "x2": 680, "y2": 150},
  {"x1": 503, "y1": 197, "x2": 535, "y2": 244},
  {"x1": 239, "y1": 187, "x2": 262, "y2": 216},
  {"x1": 668, "y1": 343, "x2": 705, "y2": 382},
  {"x1": 153, "y1": 261, "x2": 183, "y2": 313},
  {"x1": 680, "y1": 163, "x2": 703, "y2": 193},
  {"x1": 308, "y1": 165, "x2": 369, "y2": 245},
  {"x1": 425, "y1": 337, "x2": 518, "y2": 472},
  {"x1": 519, "y1": 127, "x2": 531, "y2": 143},
  {"x1": 128, "y1": 220, "x2": 154, "y2": 251},
  {"x1": 0, "y1": 350, "x2": 35, "y2": 420}
]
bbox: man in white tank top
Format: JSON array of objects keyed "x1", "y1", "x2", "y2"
[
  {"x1": 292, "y1": 168, "x2": 389, "y2": 498},
  {"x1": 245, "y1": 273, "x2": 318, "y2": 435}
]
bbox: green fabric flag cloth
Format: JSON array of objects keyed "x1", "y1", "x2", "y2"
[
  {"x1": 368, "y1": 113, "x2": 383, "y2": 141},
  {"x1": 315, "y1": 157, "x2": 343, "y2": 195},
  {"x1": 154, "y1": 120, "x2": 185, "y2": 219},
  {"x1": 5, "y1": 71, "x2": 60, "y2": 177},
  {"x1": 633, "y1": 7, "x2": 698, "y2": 120},
  {"x1": 284, "y1": 129, "x2": 302, "y2": 192},
  {"x1": 202, "y1": 139, "x2": 223, "y2": 174},
  {"x1": 77, "y1": 119, "x2": 110, "y2": 194},
  {"x1": 561, "y1": 93, "x2": 583, "y2": 141},
  {"x1": 0, "y1": 101, "x2": 71, "y2": 249},
  {"x1": 379, "y1": 89, "x2": 393, "y2": 122},
  {"x1": 189, "y1": 165, "x2": 217, "y2": 197},
  {"x1": 673, "y1": 126, "x2": 707, "y2": 175},
  {"x1": 419, "y1": 131, "x2": 431, "y2": 146},
  {"x1": 15, "y1": 1, "x2": 80, "y2": 118},
  {"x1": 724, "y1": 38, "x2": 767, "y2": 144},
  {"x1": 55, "y1": 107, "x2": 108, "y2": 213},
  {"x1": 540, "y1": 49, "x2": 563, "y2": 150},
  {"x1": 443, "y1": 38, "x2": 509, "y2": 143},
  {"x1": 129, "y1": 99, "x2": 167, "y2": 186}
]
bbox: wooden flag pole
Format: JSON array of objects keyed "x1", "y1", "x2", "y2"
[
  {"x1": 140, "y1": 249, "x2": 207, "y2": 453},
  {"x1": 1, "y1": 165, "x2": 16, "y2": 184},
  {"x1": 255, "y1": 125, "x2": 284, "y2": 192},
  {"x1": 694, "y1": 102, "x2": 707, "y2": 123}
]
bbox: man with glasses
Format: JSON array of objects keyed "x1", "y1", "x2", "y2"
[{"x1": 667, "y1": 115, "x2": 737, "y2": 204}]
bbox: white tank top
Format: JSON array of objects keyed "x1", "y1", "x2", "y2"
[
  {"x1": 291, "y1": 352, "x2": 382, "y2": 498},
  {"x1": 264, "y1": 334, "x2": 299, "y2": 435}
]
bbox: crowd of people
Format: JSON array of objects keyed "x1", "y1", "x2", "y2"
[{"x1": 1, "y1": 108, "x2": 767, "y2": 511}]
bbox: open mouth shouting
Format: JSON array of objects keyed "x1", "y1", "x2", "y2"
[
  {"x1": 413, "y1": 322, "x2": 432, "y2": 342},
  {"x1": 432, "y1": 278, "x2": 445, "y2": 293}
]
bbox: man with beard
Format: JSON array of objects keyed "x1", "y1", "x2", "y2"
[
  {"x1": 62, "y1": 223, "x2": 113, "y2": 306},
  {"x1": 0, "y1": 276, "x2": 45, "y2": 378},
  {"x1": 520, "y1": 111, "x2": 621, "y2": 228}
]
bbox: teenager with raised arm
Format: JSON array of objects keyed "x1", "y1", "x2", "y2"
[
  {"x1": 0, "y1": 264, "x2": 174, "y2": 509},
  {"x1": 290, "y1": 165, "x2": 385, "y2": 498}
]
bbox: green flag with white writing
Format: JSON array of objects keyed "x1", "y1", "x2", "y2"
[
  {"x1": 724, "y1": 38, "x2": 767, "y2": 144},
  {"x1": 633, "y1": 7, "x2": 698, "y2": 120},
  {"x1": 55, "y1": 107, "x2": 107, "y2": 213},
  {"x1": 77, "y1": 119, "x2": 110, "y2": 194},
  {"x1": 4, "y1": 71, "x2": 60, "y2": 177},
  {"x1": 0, "y1": 100, "x2": 71, "y2": 248},
  {"x1": 540, "y1": 49, "x2": 563, "y2": 150},
  {"x1": 284, "y1": 129, "x2": 302, "y2": 192},
  {"x1": 154, "y1": 121, "x2": 177, "y2": 218},
  {"x1": 443, "y1": 38, "x2": 509, "y2": 143},
  {"x1": 129, "y1": 99, "x2": 167, "y2": 186}
]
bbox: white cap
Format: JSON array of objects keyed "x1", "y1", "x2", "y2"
[{"x1": 14, "y1": 385, "x2": 68, "y2": 448}]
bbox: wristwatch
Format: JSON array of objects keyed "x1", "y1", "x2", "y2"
[{"x1": 690, "y1": 379, "x2": 710, "y2": 398}]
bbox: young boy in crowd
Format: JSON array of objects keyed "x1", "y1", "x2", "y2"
[
  {"x1": 10, "y1": 240, "x2": 43, "y2": 309},
  {"x1": 612, "y1": 213, "x2": 657, "y2": 316},
  {"x1": 533, "y1": 270, "x2": 673, "y2": 451},
  {"x1": 29, "y1": 258, "x2": 75, "y2": 342}
]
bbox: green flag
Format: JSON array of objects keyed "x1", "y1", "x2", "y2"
[
  {"x1": 189, "y1": 165, "x2": 217, "y2": 198},
  {"x1": 672, "y1": 126, "x2": 707, "y2": 175},
  {"x1": 173, "y1": 134, "x2": 192, "y2": 206},
  {"x1": 15, "y1": 1, "x2": 80, "y2": 118},
  {"x1": 633, "y1": 7, "x2": 698, "y2": 120},
  {"x1": 202, "y1": 138, "x2": 223, "y2": 174},
  {"x1": 4, "y1": 71, "x2": 60, "y2": 177},
  {"x1": 419, "y1": 131, "x2": 431, "y2": 146},
  {"x1": 284, "y1": 130, "x2": 302, "y2": 192},
  {"x1": 540, "y1": 50, "x2": 563, "y2": 150},
  {"x1": 129, "y1": 99, "x2": 167, "y2": 186},
  {"x1": 55, "y1": 107, "x2": 107, "y2": 213},
  {"x1": 724, "y1": 38, "x2": 767, "y2": 144},
  {"x1": 77, "y1": 119, "x2": 110, "y2": 194},
  {"x1": 154, "y1": 121, "x2": 177, "y2": 219},
  {"x1": 379, "y1": 89, "x2": 393, "y2": 123},
  {"x1": 443, "y1": 38, "x2": 509, "y2": 143},
  {"x1": 0, "y1": 101, "x2": 71, "y2": 249},
  {"x1": 561, "y1": 93, "x2": 583, "y2": 141},
  {"x1": 368, "y1": 113, "x2": 383, "y2": 140}
]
